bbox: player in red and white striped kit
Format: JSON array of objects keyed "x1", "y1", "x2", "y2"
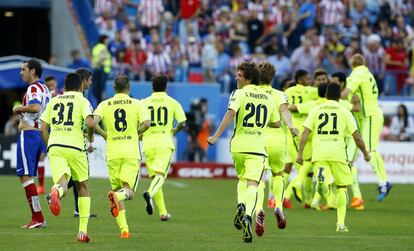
[{"x1": 13, "y1": 58, "x2": 51, "y2": 229}]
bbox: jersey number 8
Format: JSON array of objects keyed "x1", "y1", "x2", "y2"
[{"x1": 114, "y1": 108, "x2": 127, "y2": 132}]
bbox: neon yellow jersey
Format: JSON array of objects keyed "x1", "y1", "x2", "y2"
[
  {"x1": 297, "y1": 97, "x2": 327, "y2": 115},
  {"x1": 94, "y1": 93, "x2": 149, "y2": 161},
  {"x1": 260, "y1": 85, "x2": 288, "y2": 148},
  {"x1": 41, "y1": 91, "x2": 93, "y2": 151},
  {"x1": 285, "y1": 84, "x2": 318, "y2": 128},
  {"x1": 346, "y1": 65, "x2": 381, "y2": 117},
  {"x1": 228, "y1": 85, "x2": 280, "y2": 155},
  {"x1": 304, "y1": 100, "x2": 358, "y2": 163},
  {"x1": 141, "y1": 92, "x2": 187, "y2": 151}
]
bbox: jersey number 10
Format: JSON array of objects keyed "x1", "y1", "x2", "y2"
[{"x1": 148, "y1": 106, "x2": 168, "y2": 126}]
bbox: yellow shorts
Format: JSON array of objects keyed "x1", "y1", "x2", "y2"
[
  {"x1": 232, "y1": 153, "x2": 266, "y2": 183},
  {"x1": 286, "y1": 134, "x2": 312, "y2": 163},
  {"x1": 313, "y1": 161, "x2": 352, "y2": 186},
  {"x1": 144, "y1": 148, "x2": 173, "y2": 178},
  {"x1": 265, "y1": 146, "x2": 286, "y2": 174},
  {"x1": 361, "y1": 112, "x2": 383, "y2": 151},
  {"x1": 48, "y1": 146, "x2": 88, "y2": 183},
  {"x1": 107, "y1": 158, "x2": 140, "y2": 191}
]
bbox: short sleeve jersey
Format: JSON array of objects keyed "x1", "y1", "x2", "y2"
[
  {"x1": 285, "y1": 84, "x2": 318, "y2": 128},
  {"x1": 94, "y1": 93, "x2": 149, "y2": 161},
  {"x1": 346, "y1": 65, "x2": 381, "y2": 117},
  {"x1": 228, "y1": 85, "x2": 280, "y2": 155},
  {"x1": 141, "y1": 92, "x2": 187, "y2": 151},
  {"x1": 260, "y1": 85, "x2": 288, "y2": 148},
  {"x1": 303, "y1": 100, "x2": 358, "y2": 163},
  {"x1": 22, "y1": 81, "x2": 51, "y2": 129},
  {"x1": 41, "y1": 91, "x2": 92, "y2": 151}
]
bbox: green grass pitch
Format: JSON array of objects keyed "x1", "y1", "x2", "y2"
[{"x1": 0, "y1": 176, "x2": 413, "y2": 250}]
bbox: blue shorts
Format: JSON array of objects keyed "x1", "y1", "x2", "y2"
[
  {"x1": 40, "y1": 140, "x2": 47, "y2": 155},
  {"x1": 16, "y1": 130, "x2": 43, "y2": 177}
]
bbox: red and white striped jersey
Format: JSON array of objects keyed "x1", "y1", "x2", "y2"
[
  {"x1": 138, "y1": 0, "x2": 164, "y2": 28},
  {"x1": 319, "y1": 0, "x2": 345, "y2": 26},
  {"x1": 147, "y1": 52, "x2": 172, "y2": 74},
  {"x1": 363, "y1": 47, "x2": 385, "y2": 74},
  {"x1": 21, "y1": 81, "x2": 51, "y2": 129}
]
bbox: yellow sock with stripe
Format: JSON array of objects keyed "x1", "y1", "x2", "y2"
[
  {"x1": 52, "y1": 184, "x2": 64, "y2": 198},
  {"x1": 316, "y1": 181, "x2": 329, "y2": 200},
  {"x1": 336, "y1": 188, "x2": 348, "y2": 225},
  {"x1": 116, "y1": 210, "x2": 129, "y2": 233},
  {"x1": 148, "y1": 175, "x2": 165, "y2": 197},
  {"x1": 272, "y1": 175, "x2": 284, "y2": 211},
  {"x1": 237, "y1": 179, "x2": 247, "y2": 204},
  {"x1": 78, "y1": 197, "x2": 90, "y2": 233},
  {"x1": 153, "y1": 188, "x2": 167, "y2": 216},
  {"x1": 116, "y1": 189, "x2": 128, "y2": 201},
  {"x1": 245, "y1": 185, "x2": 258, "y2": 217},
  {"x1": 369, "y1": 151, "x2": 388, "y2": 184},
  {"x1": 256, "y1": 181, "x2": 265, "y2": 213},
  {"x1": 351, "y1": 166, "x2": 362, "y2": 198}
]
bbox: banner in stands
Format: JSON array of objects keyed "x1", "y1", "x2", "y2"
[{"x1": 1, "y1": 135, "x2": 414, "y2": 183}]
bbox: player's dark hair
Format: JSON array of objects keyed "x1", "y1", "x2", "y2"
[
  {"x1": 313, "y1": 68, "x2": 328, "y2": 79},
  {"x1": 331, "y1": 72, "x2": 347, "y2": 84},
  {"x1": 318, "y1": 83, "x2": 328, "y2": 98},
  {"x1": 257, "y1": 61, "x2": 276, "y2": 84},
  {"x1": 98, "y1": 35, "x2": 109, "y2": 44},
  {"x1": 24, "y1": 58, "x2": 43, "y2": 78},
  {"x1": 237, "y1": 61, "x2": 260, "y2": 85},
  {"x1": 152, "y1": 74, "x2": 168, "y2": 92},
  {"x1": 64, "y1": 73, "x2": 82, "y2": 91},
  {"x1": 294, "y1": 69, "x2": 308, "y2": 83},
  {"x1": 114, "y1": 74, "x2": 130, "y2": 92},
  {"x1": 326, "y1": 83, "x2": 341, "y2": 100},
  {"x1": 75, "y1": 68, "x2": 92, "y2": 81},
  {"x1": 44, "y1": 75, "x2": 56, "y2": 82}
]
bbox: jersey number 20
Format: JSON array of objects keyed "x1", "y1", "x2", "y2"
[{"x1": 242, "y1": 102, "x2": 268, "y2": 128}]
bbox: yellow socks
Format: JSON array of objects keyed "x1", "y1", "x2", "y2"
[
  {"x1": 272, "y1": 175, "x2": 284, "y2": 211},
  {"x1": 369, "y1": 151, "x2": 388, "y2": 185},
  {"x1": 256, "y1": 181, "x2": 265, "y2": 213},
  {"x1": 351, "y1": 166, "x2": 362, "y2": 198},
  {"x1": 336, "y1": 188, "x2": 348, "y2": 225},
  {"x1": 153, "y1": 188, "x2": 167, "y2": 216},
  {"x1": 78, "y1": 197, "x2": 90, "y2": 233},
  {"x1": 148, "y1": 175, "x2": 165, "y2": 197},
  {"x1": 237, "y1": 180, "x2": 247, "y2": 205},
  {"x1": 116, "y1": 209, "x2": 129, "y2": 233},
  {"x1": 116, "y1": 189, "x2": 127, "y2": 201},
  {"x1": 245, "y1": 185, "x2": 258, "y2": 217}
]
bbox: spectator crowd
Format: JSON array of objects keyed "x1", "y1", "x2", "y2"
[{"x1": 87, "y1": 0, "x2": 414, "y2": 95}]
